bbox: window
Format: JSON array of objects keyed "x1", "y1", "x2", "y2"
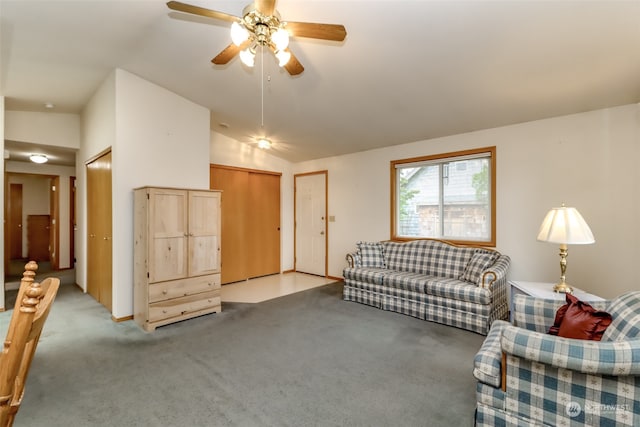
[{"x1": 391, "y1": 147, "x2": 496, "y2": 246}]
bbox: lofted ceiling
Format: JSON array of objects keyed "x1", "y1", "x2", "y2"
[{"x1": 2, "y1": 0, "x2": 640, "y2": 164}]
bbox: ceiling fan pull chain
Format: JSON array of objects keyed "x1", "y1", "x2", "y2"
[{"x1": 261, "y1": 44, "x2": 265, "y2": 129}]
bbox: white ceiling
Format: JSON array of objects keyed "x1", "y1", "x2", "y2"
[{"x1": 2, "y1": 0, "x2": 640, "y2": 163}]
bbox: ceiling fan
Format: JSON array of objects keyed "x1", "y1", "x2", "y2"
[{"x1": 167, "y1": 0, "x2": 347, "y2": 75}]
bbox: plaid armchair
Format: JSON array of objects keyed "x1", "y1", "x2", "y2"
[{"x1": 473, "y1": 291, "x2": 640, "y2": 426}]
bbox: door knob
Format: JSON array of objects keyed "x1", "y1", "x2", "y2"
[{"x1": 320, "y1": 231, "x2": 325, "y2": 235}]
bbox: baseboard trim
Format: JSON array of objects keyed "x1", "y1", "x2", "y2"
[
  {"x1": 282, "y1": 269, "x2": 295, "y2": 274},
  {"x1": 328, "y1": 275, "x2": 343, "y2": 282},
  {"x1": 112, "y1": 315, "x2": 133, "y2": 323}
]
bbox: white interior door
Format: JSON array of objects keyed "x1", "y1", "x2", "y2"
[{"x1": 295, "y1": 173, "x2": 326, "y2": 276}]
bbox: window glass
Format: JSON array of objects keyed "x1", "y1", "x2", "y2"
[{"x1": 392, "y1": 147, "x2": 495, "y2": 246}]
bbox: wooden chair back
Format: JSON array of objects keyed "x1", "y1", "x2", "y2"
[{"x1": 0, "y1": 261, "x2": 60, "y2": 427}]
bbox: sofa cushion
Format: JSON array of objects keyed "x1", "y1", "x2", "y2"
[
  {"x1": 425, "y1": 277, "x2": 492, "y2": 305},
  {"x1": 382, "y1": 271, "x2": 432, "y2": 293},
  {"x1": 356, "y1": 241, "x2": 386, "y2": 268},
  {"x1": 459, "y1": 249, "x2": 498, "y2": 284},
  {"x1": 383, "y1": 240, "x2": 474, "y2": 278},
  {"x1": 343, "y1": 267, "x2": 389, "y2": 286},
  {"x1": 548, "y1": 293, "x2": 612, "y2": 341},
  {"x1": 602, "y1": 291, "x2": 640, "y2": 341}
]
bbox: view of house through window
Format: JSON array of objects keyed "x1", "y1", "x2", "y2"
[{"x1": 391, "y1": 147, "x2": 496, "y2": 246}]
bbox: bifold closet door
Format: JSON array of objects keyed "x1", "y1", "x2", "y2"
[
  {"x1": 210, "y1": 165, "x2": 280, "y2": 284},
  {"x1": 210, "y1": 167, "x2": 248, "y2": 284},
  {"x1": 86, "y1": 150, "x2": 113, "y2": 311},
  {"x1": 247, "y1": 172, "x2": 280, "y2": 278}
]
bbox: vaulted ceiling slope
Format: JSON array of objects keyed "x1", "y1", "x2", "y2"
[{"x1": 2, "y1": 1, "x2": 640, "y2": 163}]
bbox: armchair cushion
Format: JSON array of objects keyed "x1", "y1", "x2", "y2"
[
  {"x1": 602, "y1": 291, "x2": 640, "y2": 341},
  {"x1": 356, "y1": 241, "x2": 386, "y2": 268},
  {"x1": 549, "y1": 293, "x2": 612, "y2": 341}
]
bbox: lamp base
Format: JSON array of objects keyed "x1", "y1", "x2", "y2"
[{"x1": 553, "y1": 281, "x2": 573, "y2": 294}]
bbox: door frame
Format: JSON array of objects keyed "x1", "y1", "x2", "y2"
[
  {"x1": 294, "y1": 170, "x2": 328, "y2": 277},
  {"x1": 69, "y1": 176, "x2": 76, "y2": 268},
  {"x1": 4, "y1": 172, "x2": 60, "y2": 270}
]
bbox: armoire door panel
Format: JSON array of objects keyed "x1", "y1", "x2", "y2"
[
  {"x1": 152, "y1": 191, "x2": 187, "y2": 237},
  {"x1": 150, "y1": 236, "x2": 187, "y2": 283},
  {"x1": 188, "y1": 191, "x2": 221, "y2": 277},
  {"x1": 149, "y1": 188, "x2": 189, "y2": 282},
  {"x1": 189, "y1": 235, "x2": 219, "y2": 276}
]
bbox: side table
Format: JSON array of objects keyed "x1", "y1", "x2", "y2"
[{"x1": 508, "y1": 280, "x2": 604, "y2": 322}]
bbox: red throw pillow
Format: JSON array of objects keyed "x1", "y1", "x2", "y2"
[{"x1": 548, "y1": 293, "x2": 612, "y2": 341}]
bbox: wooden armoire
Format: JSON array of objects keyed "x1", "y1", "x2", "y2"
[{"x1": 133, "y1": 187, "x2": 221, "y2": 332}]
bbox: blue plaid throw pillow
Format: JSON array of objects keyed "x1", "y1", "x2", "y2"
[
  {"x1": 601, "y1": 291, "x2": 640, "y2": 341},
  {"x1": 356, "y1": 241, "x2": 386, "y2": 268},
  {"x1": 459, "y1": 249, "x2": 498, "y2": 284}
]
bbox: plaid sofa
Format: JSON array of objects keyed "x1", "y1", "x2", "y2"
[
  {"x1": 342, "y1": 239, "x2": 511, "y2": 335},
  {"x1": 473, "y1": 292, "x2": 640, "y2": 426}
]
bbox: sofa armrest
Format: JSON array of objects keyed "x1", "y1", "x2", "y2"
[
  {"x1": 480, "y1": 254, "x2": 510, "y2": 290},
  {"x1": 473, "y1": 320, "x2": 511, "y2": 388},
  {"x1": 501, "y1": 325, "x2": 640, "y2": 376},
  {"x1": 345, "y1": 252, "x2": 360, "y2": 268}
]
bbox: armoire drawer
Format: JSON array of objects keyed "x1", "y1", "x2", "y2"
[
  {"x1": 149, "y1": 274, "x2": 221, "y2": 303},
  {"x1": 148, "y1": 290, "x2": 221, "y2": 322}
]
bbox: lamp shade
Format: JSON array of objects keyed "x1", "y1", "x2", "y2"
[{"x1": 537, "y1": 206, "x2": 595, "y2": 244}]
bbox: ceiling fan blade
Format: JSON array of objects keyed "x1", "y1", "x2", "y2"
[
  {"x1": 255, "y1": 0, "x2": 276, "y2": 16},
  {"x1": 283, "y1": 49, "x2": 304, "y2": 76},
  {"x1": 212, "y1": 40, "x2": 251, "y2": 64},
  {"x1": 284, "y1": 21, "x2": 347, "y2": 42},
  {"x1": 167, "y1": 1, "x2": 238, "y2": 23}
]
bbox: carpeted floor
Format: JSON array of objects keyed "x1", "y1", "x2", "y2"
[{"x1": 1, "y1": 282, "x2": 484, "y2": 427}]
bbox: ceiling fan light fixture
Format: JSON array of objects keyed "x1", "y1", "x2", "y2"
[
  {"x1": 230, "y1": 21, "x2": 249, "y2": 46},
  {"x1": 239, "y1": 48, "x2": 255, "y2": 67},
  {"x1": 257, "y1": 138, "x2": 272, "y2": 149},
  {"x1": 275, "y1": 49, "x2": 291, "y2": 67},
  {"x1": 271, "y1": 28, "x2": 289, "y2": 50},
  {"x1": 30, "y1": 154, "x2": 48, "y2": 164}
]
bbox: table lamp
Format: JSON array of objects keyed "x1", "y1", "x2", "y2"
[{"x1": 536, "y1": 205, "x2": 595, "y2": 293}]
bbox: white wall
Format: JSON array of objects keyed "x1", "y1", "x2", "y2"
[
  {"x1": 291, "y1": 104, "x2": 640, "y2": 299},
  {"x1": 210, "y1": 132, "x2": 295, "y2": 271},
  {"x1": 79, "y1": 69, "x2": 210, "y2": 319},
  {"x1": 5, "y1": 111, "x2": 80, "y2": 148}
]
